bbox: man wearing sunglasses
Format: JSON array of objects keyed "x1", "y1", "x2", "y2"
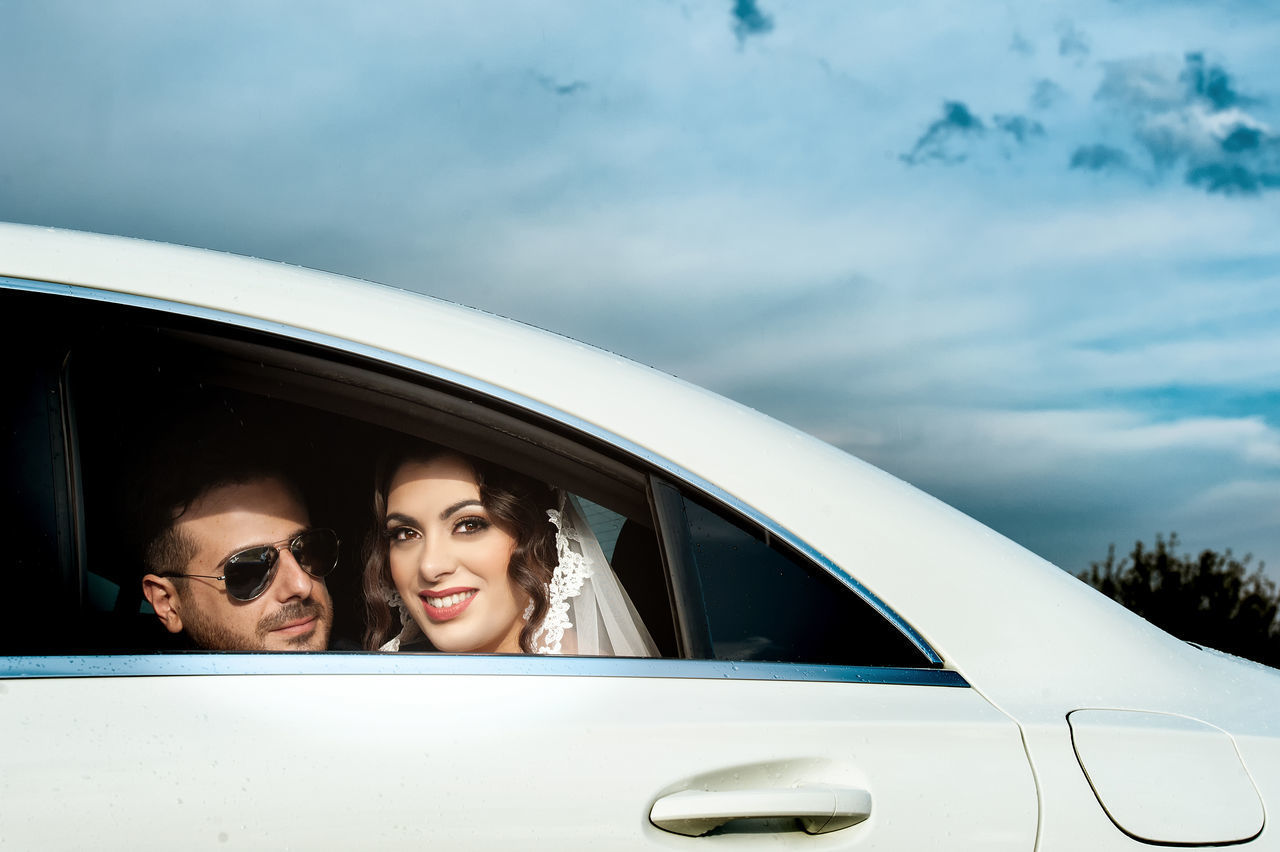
[{"x1": 140, "y1": 471, "x2": 336, "y2": 651}]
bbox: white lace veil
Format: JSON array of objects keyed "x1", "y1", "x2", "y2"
[{"x1": 381, "y1": 491, "x2": 659, "y2": 657}]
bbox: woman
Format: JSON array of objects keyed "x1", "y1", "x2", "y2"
[{"x1": 362, "y1": 445, "x2": 657, "y2": 656}]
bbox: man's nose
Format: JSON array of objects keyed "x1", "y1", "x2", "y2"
[{"x1": 271, "y1": 548, "x2": 316, "y2": 600}]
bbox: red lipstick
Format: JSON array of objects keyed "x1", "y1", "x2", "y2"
[{"x1": 420, "y1": 587, "x2": 478, "y2": 622}]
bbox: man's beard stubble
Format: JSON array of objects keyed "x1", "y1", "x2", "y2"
[{"x1": 183, "y1": 598, "x2": 332, "y2": 651}]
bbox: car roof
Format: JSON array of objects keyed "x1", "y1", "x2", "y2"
[{"x1": 4, "y1": 222, "x2": 1272, "y2": 725}]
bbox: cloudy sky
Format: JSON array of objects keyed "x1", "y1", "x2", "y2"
[{"x1": 4, "y1": 0, "x2": 1279, "y2": 579}]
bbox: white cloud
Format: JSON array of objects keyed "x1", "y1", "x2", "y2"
[
  {"x1": 805, "y1": 405, "x2": 1280, "y2": 577},
  {"x1": 1169, "y1": 479, "x2": 1280, "y2": 567},
  {"x1": 825, "y1": 408, "x2": 1280, "y2": 487},
  {"x1": 1178, "y1": 479, "x2": 1280, "y2": 524}
]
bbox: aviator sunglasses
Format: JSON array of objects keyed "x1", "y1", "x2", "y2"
[{"x1": 160, "y1": 528, "x2": 340, "y2": 601}]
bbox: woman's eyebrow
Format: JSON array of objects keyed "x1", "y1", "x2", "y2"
[
  {"x1": 384, "y1": 512, "x2": 419, "y2": 528},
  {"x1": 439, "y1": 499, "x2": 483, "y2": 521}
]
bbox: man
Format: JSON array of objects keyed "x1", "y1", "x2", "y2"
[{"x1": 140, "y1": 470, "x2": 335, "y2": 651}]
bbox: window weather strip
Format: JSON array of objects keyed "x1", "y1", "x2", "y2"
[
  {"x1": 0, "y1": 654, "x2": 968, "y2": 686},
  {"x1": 0, "y1": 278, "x2": 945, "y2": 667}
]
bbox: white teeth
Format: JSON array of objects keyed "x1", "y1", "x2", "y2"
[{"x1": 425, "y1": 590, "x2": 476, "y2": 608}]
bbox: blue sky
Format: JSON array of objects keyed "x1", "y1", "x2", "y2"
[{"x1": 3, "y1": 0, "x2": 1279, "y2": 579}]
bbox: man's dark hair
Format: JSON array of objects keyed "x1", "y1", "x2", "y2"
[
  {"x1": 140, "y1": 462, "x2": 301, "y2": 578},
  {"x1": 135, "y1": 410, "x2": 304, "y2": 579}
]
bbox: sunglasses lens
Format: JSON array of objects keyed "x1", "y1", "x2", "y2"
[
  {"x1": 293, "y1": 529, "x2": 339, "y2": 577},
  {"x1": 223, "y1": 547, "x2": 278, "y2": 601},
  {"x1": 217, "y1": 530, "x2": 338, "y2": 601}
]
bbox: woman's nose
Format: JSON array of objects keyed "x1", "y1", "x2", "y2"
[{"x1": 418, "y1": 535, "x2": 455, "y2": 583}]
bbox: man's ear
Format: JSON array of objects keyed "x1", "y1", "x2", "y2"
[{"x1": 141, "y1": 575, "x2": 186, "y2": 634}]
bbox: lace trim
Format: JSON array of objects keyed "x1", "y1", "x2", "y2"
[
  {"x1": 380, "y1": 588, "x2": 419, "y2": 652},
  {"x1": 530, "y1": 507, "x2": 593, "y2": 654}
]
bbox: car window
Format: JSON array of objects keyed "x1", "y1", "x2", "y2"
[
  {"x1": 673, "y1": 492, "x2": 931, "y2": 668},
  {"x1": 3, "y1": 284, "x2": 933, "y2": 669}
]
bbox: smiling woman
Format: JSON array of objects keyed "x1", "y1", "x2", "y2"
[
  {"x1": 365, "y1": 446, "x2": 661, "y2": 657},
  {"x1": 368, "y1": 450, "x2": 555, "y2": 654},
  {"x1": 391, "y1": 458, "x2": 531, "y2": 652}
]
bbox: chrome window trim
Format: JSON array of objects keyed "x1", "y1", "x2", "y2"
[
  {"x1": 0, "y1": 654, "x2": 967, "y2": 686},
  {"x1": 1, "y1": 277, "x2": 944, "y2": 667}
]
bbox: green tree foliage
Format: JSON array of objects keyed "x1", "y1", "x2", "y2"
[{"x1": 1080, "y1": 533, "x2": 1280, "y2": 667}]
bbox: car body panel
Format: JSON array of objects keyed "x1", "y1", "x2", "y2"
[{"x1": 0, "y1": 668, "x2": 1036, "y2": 850}]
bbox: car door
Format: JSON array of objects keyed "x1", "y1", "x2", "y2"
[
  {"x1": 2, "y1": 657, "x2": 1036, "y2": 849},
  {"x1": 0, "y1": 282, "x2": 1038, "y2": 849}
]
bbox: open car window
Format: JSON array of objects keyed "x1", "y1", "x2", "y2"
[{"x1": 3, "y1": 284, "x2": 934, "y2": 669}]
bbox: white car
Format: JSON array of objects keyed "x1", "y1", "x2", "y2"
[{"x1": 1, "y1": 223, "x2": 1276, "y2": 850}]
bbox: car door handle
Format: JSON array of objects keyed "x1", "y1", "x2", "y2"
[{"x1": 650, "y1": 785, "x2": 872, "y2": 837}]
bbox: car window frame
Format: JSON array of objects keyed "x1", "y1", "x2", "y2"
[{"x1": 1, "y1": 275, "x2": 950, "y2": 681}]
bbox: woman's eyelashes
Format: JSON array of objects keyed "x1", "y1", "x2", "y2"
[
  {"x1": 453, "y1": 515, "x2": 490, "y2": 535},
  {"x1": 384, "y1": 516, "x2": 490, "y2": 543},
  {"x1": 384, "y1": 525, "x2": 420, "y2": 544}
]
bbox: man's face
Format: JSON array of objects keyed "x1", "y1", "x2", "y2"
[{"x1": 158, "y1": 477, "x2": 333, "y2": 651}]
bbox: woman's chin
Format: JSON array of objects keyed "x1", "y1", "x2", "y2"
[
  {"x1": 426, "y1": 627, "x2": 523, "y2": 655},
  {"x1": 422, "y1": 623, "x2": 482, "y2": 654}
]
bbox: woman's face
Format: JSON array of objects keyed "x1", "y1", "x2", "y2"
[{"x1": 384, "y1": 455, "x2": 528, "y2": 654}]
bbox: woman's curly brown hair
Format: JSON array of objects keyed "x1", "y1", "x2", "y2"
[{"x1": 361, "y1": 445, "x2": 558, "y2": 652}]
